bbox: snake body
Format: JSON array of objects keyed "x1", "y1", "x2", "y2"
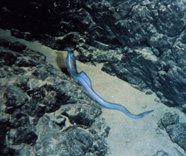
[{"x1": 66, "y1": 51, "x2": 153, "y2": 119}]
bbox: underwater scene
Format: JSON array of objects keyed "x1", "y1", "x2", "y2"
[{"x1": 0, "y1": 0, "x2": 186, "y2": 156}]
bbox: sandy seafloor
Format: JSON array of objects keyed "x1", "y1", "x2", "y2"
[{"x1": 1, "y1": 29, "x2": 186, "y2": 156}]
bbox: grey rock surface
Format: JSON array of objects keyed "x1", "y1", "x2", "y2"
[
  {"x1": 36, "y1": 114, "x2": 108, "y2": 156},
  {"x1": 99, "y1": 1, "x2": 186, "y2": 109},
  {"x1": 0, "y1": 39, "x2": 109, "y2": 156},
  {"x1": 158, "y1": 112, "x2": 186, "y2": 152}
]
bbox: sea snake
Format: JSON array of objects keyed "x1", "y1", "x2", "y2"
[{"x1": 66, "y1": 51, "x2": 153, "y2": 119}]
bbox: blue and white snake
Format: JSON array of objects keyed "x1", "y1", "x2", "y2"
[{"x1": 66, "y1": 51, "x2": 153, "y2": 119}]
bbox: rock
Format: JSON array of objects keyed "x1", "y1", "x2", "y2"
[
  {"x1": 0, "y1": 116, "x2": 11, "y2": 155},
  {"x1": 8, "y1": 128, "x2": 38, "y2": 145},
  {"x1": 4, "y1": 86, "x2": 28, "y2": 112},
  {"x1": 102, "y1": 47, "x2": 158, "y2": 92},
  {"x1": 89, "y1": 119, "x2": 111, "y2": 138},
  {"x1": 0, "y1": 39, "x2": 109, "y2": 155},
  {"x1": 158, "y1": 112, "x2": 186, "y2": 152},
  {"x1": 11, "y1": 29, "x2": 33, "y2": 41},
  {"x1": 158, "y1": 112, "x2": 179, "y2": 129},
  {"x1": 36, "y1": 114, "x2": 107, "y2": 156},
  {"x1": 0, "y1": 50, "x2": 17, "y2": 66},
  {"x1": 0, "y1": 38, "x2": 26, "y2": 53},
  {"x1": 166, "y1": 124, "x2": 186, "y2": 151},
  {"x1": 61, "y1": 104, "x2": 102, "y2": 128}
]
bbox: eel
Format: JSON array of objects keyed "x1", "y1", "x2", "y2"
[{"x1": 66, "y1": 51, "x2": 153, "y2": 119}]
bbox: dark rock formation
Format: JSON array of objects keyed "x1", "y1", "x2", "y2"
[
  {"x1": 100, "y1": 1, "x2": 186, "y2": 109},
  {"x1": 0, "y1": 39, "x2": 109, "y2": 156},
  {"x1": 158, "y1": 112, "x2": 186, "y2": 153},
  {"x1": 0, "y1": 0, "x2": 186, "y2": 112},
  {"x1": 36, "y1": 115, "x2": 108, "y2": 156}
]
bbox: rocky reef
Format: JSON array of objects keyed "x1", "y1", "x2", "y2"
[
  {"x1": 0, "y1": 39, "x2": 110, "y2": 155},
  {"x1": 1, "y1": 0, "x2": 186, "y2": 155},
  {"x1": 158, "y1": 112, "x2": 186, "y2": 153}
]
